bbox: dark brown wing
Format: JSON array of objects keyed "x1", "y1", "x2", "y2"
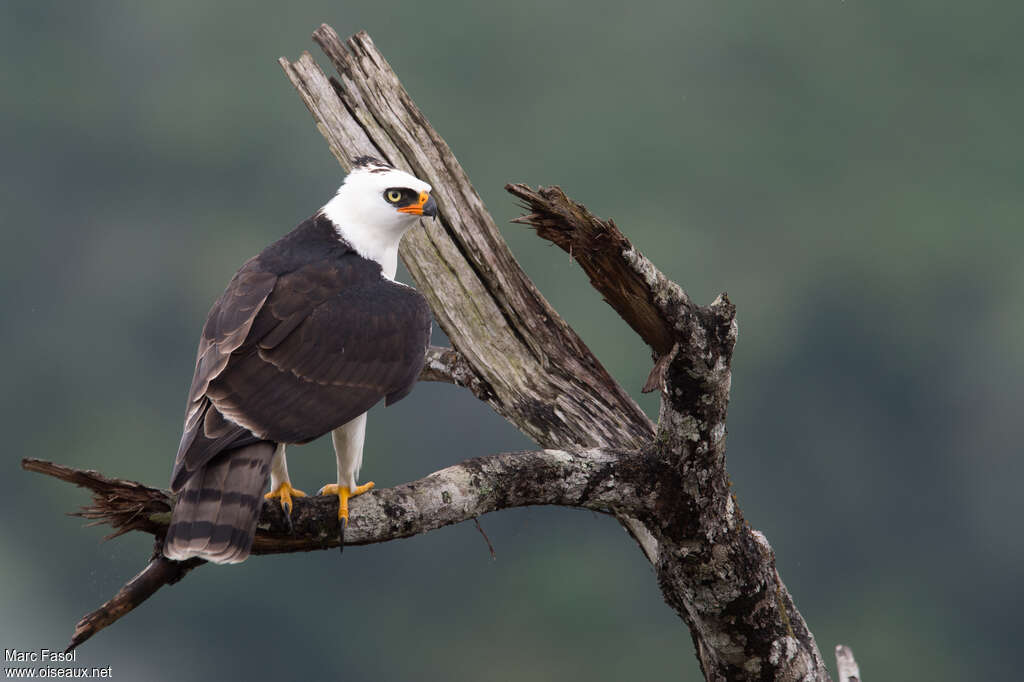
[
  {"x1": 185, "y1": 261, "x2": 277, "y2": 426},
  {"x1": 171, "y1": 251, "x2": 430, "y2": 491},
  {"x1": 208, "y1": 278, "x2": 431, "y2": 444},
  {"x1": 171, "y1": 258, "x2": 278, "y2": 491}
]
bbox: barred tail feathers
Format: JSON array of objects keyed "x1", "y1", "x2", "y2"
[{"x1": 163, "y1": 442, "x2": 274, "y2": 564}]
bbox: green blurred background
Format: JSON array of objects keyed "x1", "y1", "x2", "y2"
[{"x1": 2, "y1": 1, "x2": 1021, "y2": 680}]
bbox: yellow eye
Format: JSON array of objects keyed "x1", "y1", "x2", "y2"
[{"x1": 386, "y1": 190, "x2": 402, "y2": 203}]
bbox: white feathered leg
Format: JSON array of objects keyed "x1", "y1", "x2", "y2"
[
  {"x1": 264, "y1": 443, "x2": 306, "y2": 525},
  {"x1": 321, "y1": 412, "x2": 374, "y2": 552},
  {"x1": 330, "y1": 412, "x2": 367, "y2": 490},
  {"x1": 269, "y1": 444, "x2": 291, "y2": 491}
]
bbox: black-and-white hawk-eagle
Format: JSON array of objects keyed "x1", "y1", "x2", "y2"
[{"x1": 163, "y1": 156, "x2": 436, "y2": 564}]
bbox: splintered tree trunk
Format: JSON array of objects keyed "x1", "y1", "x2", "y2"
[{"x1": 24, "y1": 25, "x2": 851, "y2": 681}]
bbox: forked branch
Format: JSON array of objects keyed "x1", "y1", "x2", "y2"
[{"x1": 28, "y1": 25, "x2": 842, "y2": 681}]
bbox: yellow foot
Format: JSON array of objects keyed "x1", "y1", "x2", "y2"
[
  {"x1": 318, "y1": 482, "x2": 375, "y2": 552},
  {"x1": 318, "y1": 482, "x2": 375, "y2": 522},
  {"x1": 264, "y1": 481, "x2": 307, "y2": 516}
]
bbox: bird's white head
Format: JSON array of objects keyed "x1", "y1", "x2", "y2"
[{"x1": 320, "y1": 156, "x2": 437, "y2": 279}]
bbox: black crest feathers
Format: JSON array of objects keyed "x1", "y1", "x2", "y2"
[{"x1": 352, "y1": 156, "x2": 393, "y2": 172}]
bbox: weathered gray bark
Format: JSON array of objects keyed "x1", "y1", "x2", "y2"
[
  {"x1": 24, "y1": 24, "x2": 847, "y2": 681},
  {"x1": 835, "y1": 645, "x2": 862, "y2": 682},
  {"x1": 24, "y1": 447, "x2": 636, "y2": 651},
  {"x1": 280, "y1": 28, "x2": 653, "y2": 452},
  {"x1": 283, "y1": 27, "x2": 831, "y2": 680},
  {"x1": 505, "y1": 185, "x2": 826, "y2": 680}
]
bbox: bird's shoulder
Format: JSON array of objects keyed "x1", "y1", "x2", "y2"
[
  {"x1": 254, "y1": 213, "x2": 365, "y2": 275},
  {"x1": 201, "y1": 214, "x2": 376, "y2": 332}
]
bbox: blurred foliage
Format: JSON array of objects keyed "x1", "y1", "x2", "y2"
[{"x1": 2, "y1": 1, "x2": 1021, "y2": 680}]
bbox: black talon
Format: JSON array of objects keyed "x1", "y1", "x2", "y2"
[{"x1": 283, "y1": 503, "x2": 294, "y2": 534}]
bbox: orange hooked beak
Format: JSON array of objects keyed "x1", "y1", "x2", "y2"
[{"x1": 397, "y1": 191, "x2": 438, "y2": 217}]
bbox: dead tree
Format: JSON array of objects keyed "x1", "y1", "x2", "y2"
[{"x1": 24, "y1": 25, "x2": 861, "y2": 681}]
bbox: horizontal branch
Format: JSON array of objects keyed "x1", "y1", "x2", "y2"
[
  {"x1": 24, "y1": 450, "x2": 637, "y2": 551},
  {"x1": 24, "y1": 447, "x2": 640, "y2": 649},
  {"x1": 22, "y1": 458, "x2": 172, "y2": 539},
  {"x1": 255, "y1": 447, "x2": 637, "y2": 551}
]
